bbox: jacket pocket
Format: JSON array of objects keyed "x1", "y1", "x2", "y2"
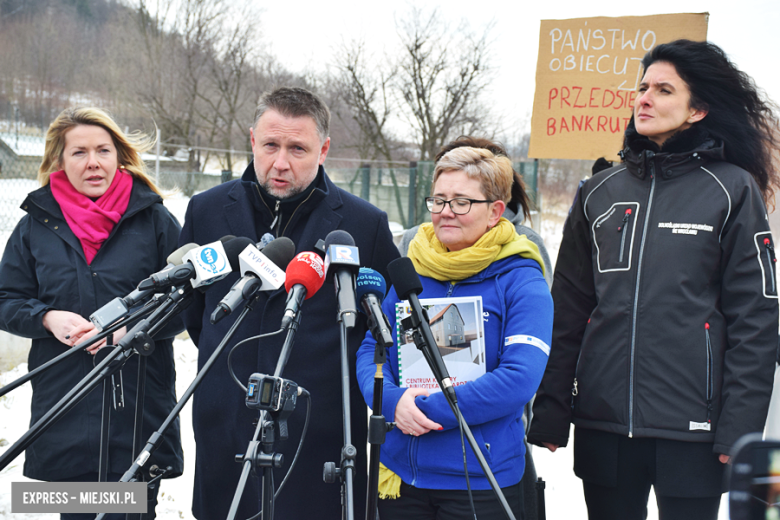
[
  {"x1": 703, "y1": 323, "x2": 714, "y2": 428},
  {"x1": 592, "y1": 202, "x2": 639, "y2": 273},
  {"x1": 755, "y1": 232, "x2": 778, "y2": 298}
]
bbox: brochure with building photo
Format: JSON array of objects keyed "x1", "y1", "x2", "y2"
[{"x1": 395, "y1": 296, "x2": 486, "y2": 392}]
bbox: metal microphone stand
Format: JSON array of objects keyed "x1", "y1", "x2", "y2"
[
  {"x1": 365, "y1": 333, "x2": 394, "y2": 520},
  {"x1": 0, "y1": 285, "x2": 190, "y2": 473},
  {"x1": 227, "y1": 309, "x2": 303, "y2": 520},
  {"x1": 0, "y1": 298, "x2": 160, "y2": 399},
  {"x1": 403, "y1": 290, "x2": 517, "y2": 520},
  {"x1": 323, "y1": 308, "x2": 358, "y2": 520}
]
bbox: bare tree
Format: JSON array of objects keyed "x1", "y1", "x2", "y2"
[
  {"x1": 396, "y1": 9, "x2": 494, "y2": 161},
  {"x1": 334, "y1": 8, "x2": 495, "y2": 226}
]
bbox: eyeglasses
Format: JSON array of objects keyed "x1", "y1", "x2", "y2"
[{"x1": 425, "y1": 197, "x2": 494, "y2": 215}]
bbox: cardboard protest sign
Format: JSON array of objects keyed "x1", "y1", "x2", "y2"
[{"x1": 528, "y1": 13, "x2": 708, "y2": 161}]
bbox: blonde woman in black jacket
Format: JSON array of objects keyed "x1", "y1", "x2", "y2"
[
  {"x1": 529, "y1": 40, "x2": 780, "y2": 520},
  {"x1": 0, "y1": 108, "x2": 183, "y2": 520}
]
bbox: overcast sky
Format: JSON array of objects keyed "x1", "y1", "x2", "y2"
[{"x1": 258, "y1": 0, "x2": 779, "y2": 141}]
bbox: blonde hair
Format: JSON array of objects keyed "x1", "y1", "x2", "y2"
[
  {"x1": 432, "y1": 146, "x2": 513, "y2": 203},
  {"x1": 38, "y1": 107, "x2": 162, "y2": 196}
]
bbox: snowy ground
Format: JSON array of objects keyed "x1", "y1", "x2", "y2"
[{"x1": 0, "y1": 197, "x2": 737, "y2": 519}]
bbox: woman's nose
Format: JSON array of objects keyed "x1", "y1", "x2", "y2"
[
  {"x1": 440, "y1": 202, "x2": 456, "y2": 217},
  {"x1": 86, "y1": 151, "x2": 100, "y2": 169}
]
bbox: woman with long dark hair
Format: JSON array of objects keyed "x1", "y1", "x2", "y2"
[{"x1": 529, "y1": 39, "x2": 780, "y2": 519}]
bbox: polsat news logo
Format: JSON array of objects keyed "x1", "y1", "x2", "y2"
[{"x1": 296, "y1": 252, "x2": 324, "y2": 278}]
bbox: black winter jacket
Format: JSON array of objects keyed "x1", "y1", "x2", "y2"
[
  {"x1": 528, "y1": 127, "x2": 779, "y2": 456},
  {"x1": 0, "y1": 181, "x2": 184, "y2": 481},
  {"x1": 179, "y1": 164, "x2": 400, "y2": 520}
]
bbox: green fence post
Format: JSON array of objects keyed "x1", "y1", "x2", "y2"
[
  {"x1": 361, "y1": 163, "x2": 371, "y2": 201},
  {"x1": 408, "y1": 161, "x2": 417, "y2": 228}
]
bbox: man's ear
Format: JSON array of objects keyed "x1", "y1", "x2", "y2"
[{"x1": 319, "y1": 137, "x2": 331, "y2": 165}]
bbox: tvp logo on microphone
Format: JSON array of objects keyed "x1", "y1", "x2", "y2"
[
  {"x1": 238, "y1": 244, "x2": 286, "y2": 290},
  {"x1": 182, "y1": 241, "x2": 231, "y2": 288}
]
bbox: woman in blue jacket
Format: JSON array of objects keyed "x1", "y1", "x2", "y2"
[
  {"x1": 0, "y1": 107, "x2": 183, "y2": 520},
  {"x1": 356, "y1": 144, "x2": 553, "y2": 519}
]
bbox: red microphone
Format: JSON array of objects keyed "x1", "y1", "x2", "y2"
[{"x1": 281, "y1": 252, "x2": 326, "y2": 328}]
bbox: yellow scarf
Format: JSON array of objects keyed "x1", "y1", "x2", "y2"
[
  {"x1": 377, "y1": 218, "x2": 545, "y2": 500},
  {"x1": 407, "y1": 218, "x2": 545, "y2": 281}
]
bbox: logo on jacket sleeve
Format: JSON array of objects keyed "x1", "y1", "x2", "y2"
[
  {"x1": 505, "y1": 335, "x2": 550, "y2": 356},
  {"x1": 689, "y1": 421, "x2": 711, "y2": 431}
]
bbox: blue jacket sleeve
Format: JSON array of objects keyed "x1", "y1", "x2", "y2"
[
  {"x1": 356, "y1": 287, "x2": 408, "y2": 421},
  {"x1": 415, "y1": 273, "x2": 553, "y2": 430}
]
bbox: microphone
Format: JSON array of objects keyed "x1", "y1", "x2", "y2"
[
  {"x1": 387, "y1": 257, "x2": 456, "y2": 399},
  {"x1": 281, "y1": 252, "x2": 326, "y2": 329},
  {"x1": 210, "y1": 237, "x2": 296, "y2": 324},
  {"x1": 257, "y1": 233, "x2": 275, "y2": 250},
  {"x1": 355, "y1": 268, "x2": 393, "y2": 348},
  {"x1": 137, "y1": 236, "x2": 237, "y2": 291},
  {"x1": 90, "y1": 243, "x2": 199, "y2": 330},
  {"x1": 323, "y1": 230, "x2": 360, "y2": 329}
]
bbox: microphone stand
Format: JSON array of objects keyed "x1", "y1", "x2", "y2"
[
  {"x1": 324, "y1": 304, "x2": 358, "y2": 520},
  {"x1": 227, "y1": 308, "x2": 303, "y2": 520},
  {"x1": 96, "y1": 288, "x2": 273, "y2": 520},
  {"x1": 403, "y1": 290, "x2": 517, "y2": 520},
  {"x1": 0, "y1": 298, "x2": 161, "y2": 399},
  {"x1": 365, "y1": 332, "x2": 394, "y2": 520},
  {"x1": 0, "y1": 285, "x2": 190, "y2": 473}
]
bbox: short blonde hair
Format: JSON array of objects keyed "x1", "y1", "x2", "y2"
[
  {"x1": 38, "y1": 107, "x2": 162, "y2": 195},
  {"x1": 432, "y1": 146, "x2": 513, "y2": 203}
]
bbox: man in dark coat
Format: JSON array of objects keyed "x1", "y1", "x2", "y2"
[{"x1": 179, "y1": 87, "x2": 400, "y2": 520}]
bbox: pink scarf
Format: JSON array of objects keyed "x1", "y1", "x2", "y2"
[{"x1": 49, "y1": 169, "x2": 134, "y2": 264}]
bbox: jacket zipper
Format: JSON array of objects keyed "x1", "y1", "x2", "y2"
[
  {"x1": 618, "y1": 208, "x2": 632, "y2": 263},
  {"x1": 571, "y1": 317, "x2": 591, "y2": 409},
  {"x1": 704, "y1": 323, "x2": 713, "y2": 424},
  {"x1": 765, "y1": 238, "x2": 776, "y2": 293},
  {"x1": 409, "y1": 434, "x2": 419, "y2": 486},
  {"x1": 629, "y1": 153, "x2": 656, "y2": 437}
]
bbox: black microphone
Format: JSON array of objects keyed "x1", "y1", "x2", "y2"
[
  {"x1": 90, "y1": 243, "x2": 200, "y2": 330},
  {"x1": 323, "y1": 230, "x2": 360, "y2": 329},
  {"x1": 210, "y1": 237, "x2": 296, "y2": 324},
  {"x1": 387, "y1": 257, "x2": 456, "y2": 401},
  {"x1": 355, "y1": 267, "x2": 393, "y2": 348}
]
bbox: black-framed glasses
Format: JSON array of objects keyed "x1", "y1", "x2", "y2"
[{"x1": 425, "y1": 197, "x2": 494, "y2": 215}]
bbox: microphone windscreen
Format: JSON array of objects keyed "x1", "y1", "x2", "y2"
[
  {"x1": 262, "y1": 237, "x2": 296, "y2": 270},
  {"x1": 387, "y1": 257, "x2": 423, "y2": 299},
  {"x1": 219, "y1": 235, "x2": 236, "y2": 243},
  {"x1": 223, "y1": 237, "x2": 254, "y2": 271},
  {"x1": 356, "y1": 267, "x2": 387, "y2": 309},
  {"x1": 284, "y1": 252, "x2": 326, "y2": 299},
  {"x1": 167, "y1": 243, "x2": 199, "y2": 265},
  {"x1": 258, "y1": 233, "x2": 275, "y2": 249},
  {"x1": 324, "y1": 229, "x2": 355, "y2": 249}
]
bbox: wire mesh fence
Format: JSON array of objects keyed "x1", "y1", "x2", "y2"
[{"x1": 0, "y1": 133, "x2": 540, "y2": 248}]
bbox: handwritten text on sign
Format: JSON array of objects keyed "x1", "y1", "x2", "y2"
[{"x1": 528, "y1": 14, "x2": 708, "y2": 161}]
